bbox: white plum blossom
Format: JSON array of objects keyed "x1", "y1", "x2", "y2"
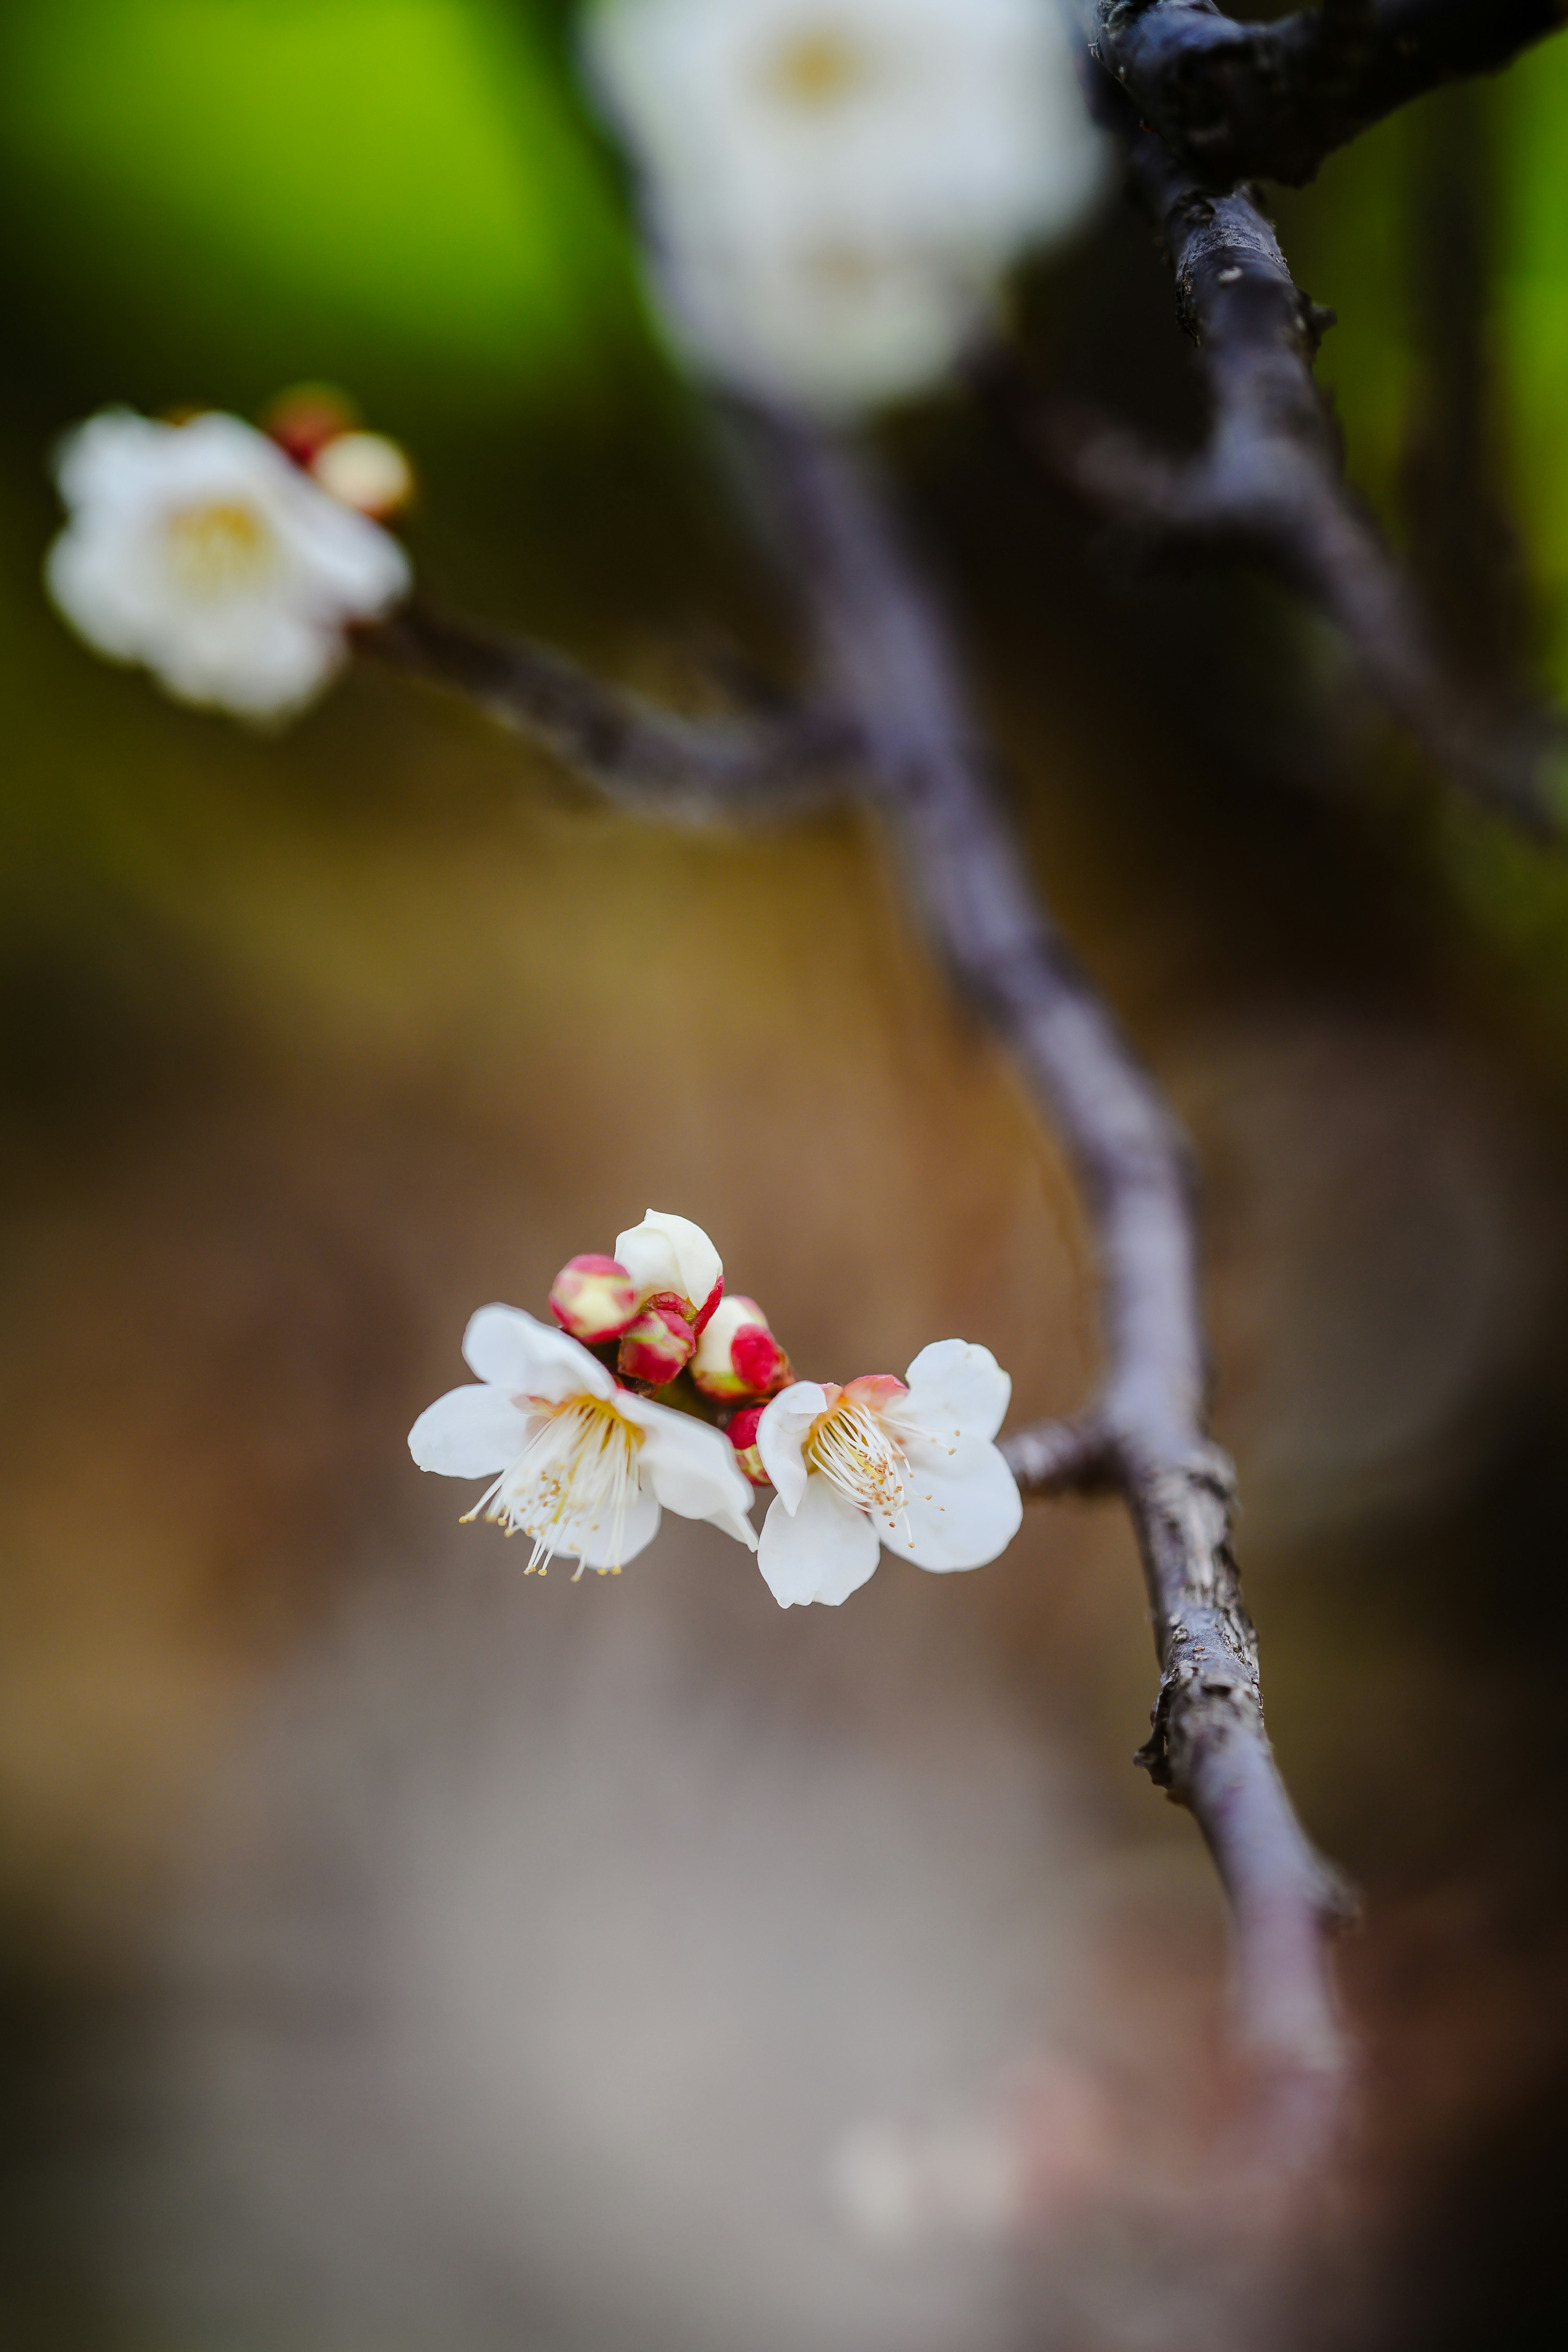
[
  {"x1": 755, "y1": 1340, "x2": 1022, "y2": 1606},
  {"x1": 409, "y1": 1303, "x2": 758, "y2": 1575},
  {"x1": 45, "y1": 408, "x2": 411, "y2": 720},
  {"x1": 584, "y1": 0, "x2": 1110, "y2": 415}
]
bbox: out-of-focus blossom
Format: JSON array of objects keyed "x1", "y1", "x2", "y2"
[
  {"x1": 754, "y1": 1339, "x2": 1020, "y2": 1605},
  {"x1": 585, "y1": 0, "x2": 1109, "y2": 415},
  {"x1": 44, "y1": 408, "x2": 410, "y2": 719},
  {"x1": 614, "y1": 1209, "x2": 725, "y2": 1333},
  {"x1": 409, "y1": 1304, "x2": 757, "y2": 1573},
  {"x1": 691, "y1": 1293, "x2": 792, "y2": 1400}
]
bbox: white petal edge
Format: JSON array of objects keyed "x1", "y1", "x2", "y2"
[
  {"x1": 756, "y1": 1382, "x2": 827, "y2": 1514},
  {"x1": 876, "y1": 1436, "x2": 1022, "y2": 1571},
  {"x1": 901, "y1": 1338, "x2": 1011, "y2": 1445},
  {"x1": 565, "y1": 1480, "x2": 663, "y2": 1572},
  {"x1": 461, "y1": 1304, "x2": 614, "y2": 1402},
  {"x1": 757, "y1": 1475, "x2": 881, "y2": 1608},
  {"x1": 623, "y1": 1394, "x2": 758, "y2": 1548},
  {"x1": 408, "y1": 1384, "x2": 529, "y2": 1479}
]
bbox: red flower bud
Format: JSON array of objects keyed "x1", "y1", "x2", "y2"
[
  {"x1": 692, "y1": 1295, "x2": 792, "y2": 1402},
  {"x1": 263, "y1": 382, "x2": 359, "y2": 467},
  {"x1": 549, "y1": 1253, "x2": 639, "y2": 1342},
  {"x1": 617, "y1": 1295, "x2": 696, "y2": 1385},
  {"x1": 726, "y1": 1405, "x2": 769, "y2": 1487}
]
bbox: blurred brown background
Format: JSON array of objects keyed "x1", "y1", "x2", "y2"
[{"x1": 4, "y1": 5, "x2": 1568, "y2": 2347}]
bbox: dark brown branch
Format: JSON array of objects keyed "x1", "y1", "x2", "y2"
[
  {"x1": 737, "y1": 403, "x2": 1351, "y2": 2135},
  {"x1": 351, "y1": 428, "x2": 1352, "y2": 2141},
  {"x1": 1042, "y1": 118, "x2": 1560, "y2": 825},
  {"x1": 359, "y1": 600, "x2": 858, "y2": 820},
  {"x1": 1089, "y1": 0, "x2": 1567, "y2": 188}
]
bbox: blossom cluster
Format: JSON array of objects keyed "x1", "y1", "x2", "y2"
[
  {"x1": 585, "y1": 0, "x2": 1110, "y2": 416},
  {"x1": 409, "y1": 1210, "x2": 1022, "y2": 1607},
  {"x1": 44, "y1": 392, "x2": 413, "y2": 721}
]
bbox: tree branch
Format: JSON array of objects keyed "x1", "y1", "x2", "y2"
[
  {"x1": 359, "y1": 600, "x2": 857, "y2": 820},
  {"x1": 1089, "y1": 0, "x2": 1567, "y2": 188},
  {"x1": 1038, "y1": 108, "x2": 1561, "y2": 825},
  {"x1": 735, "y1": 403, "x2": 1352, "y2": 2142}
]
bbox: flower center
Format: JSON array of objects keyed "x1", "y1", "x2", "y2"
[
  {"x1": 806, "y1": 1398, "x2": 909, "y2": 1518},
  {"x1": 163, "y1": 499, "x2": 278, "y2": 596},
  {"x1": 764, "y1": 28, "x2": 871, "y2": 109},
  {"x1": 468, "y1": 1393, "x2": 644, "y2": 1576}
]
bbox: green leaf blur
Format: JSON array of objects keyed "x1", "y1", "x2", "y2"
[{"x1": 0, "y1": 0, "x2": 652, "y2": 421}]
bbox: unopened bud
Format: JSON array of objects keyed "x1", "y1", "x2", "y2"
[
  {"x1": 617, "y1": 1294, "x2": 696, "y2": 1385},
  {"x1": 263, "y1": 383, "x2": 359, "y2": 467},
  {"x1": 691, "y1": 1295, "x2": 791, "y2": 1402},
  {"x1": 549, "y1": 1253, "x2": 638, "y2": 1342},
  {"x1": 616, "y1": 1211, "x2": 723, "y2": 1331},
  {"x1": 726, "y1": 1405, "x2": 769, "y2": 1487},
  {"x1": 310, "y1": 429, "x2": 415, "y2": 519}
]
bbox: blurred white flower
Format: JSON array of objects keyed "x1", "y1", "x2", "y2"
[
  {"x1": 45, "y1": 408, "x2": 411, "y2": 720},
  {"x1": 409, "y1": 1303, "x2": 758, "y2": 1575},
  {"x1": 585, "y1": 0, "x2": 1110, "y2": 415},
  {"x1": 754, "y1": 1340, "x2": 1022, "y2": 1605}
]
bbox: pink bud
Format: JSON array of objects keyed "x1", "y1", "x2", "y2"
[
  {"x1": 617, "y1": 1295, "x2": 696, "y2": 1385},
  {"x1": 263, "y1": 382, "x2": 359, "y2": 467},
  {"x1": 691, "y1": 1295, "x2": 792, "y2": 1402},
  {"x1": 310, "y1": 430, "x2": 415, "y2": 519},
  {"x1": 549, "y1": 1254, "x2": 639, "y2": 1342},
  {"x1": 732, "y1": 1323, "x2": 791, "y2": 1397},
  {"x1": 726, "y1": 1405, "x2": 769, "y2": 1487}
]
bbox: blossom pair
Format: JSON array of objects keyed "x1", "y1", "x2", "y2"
[
  {"x1": 586, "y1": 0, "x2": 1109, "y2": 416},
  {"x1": 408, "y1": 1209, "x2": 1022, "y2": 1607}
]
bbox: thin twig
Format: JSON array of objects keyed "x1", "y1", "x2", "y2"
[
  {"x1": 735, "y1": 403, "x2": 1352, "y2": 2142},
  {"x1": 1089, "y1": 0, "x2": 1567, "y2": 188},
  {"x1": 1038, "y1": 100, "x2": 1560, "y2": 825},
  {"x1": 360, "y1": 600, "x2": 857, "y2": 820}
]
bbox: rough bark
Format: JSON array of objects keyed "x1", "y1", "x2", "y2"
[
  {"x1": 361, "y1": 602, "x2": 855, "y2": 820},
  {"x1": 737, "y1": 406, "x2": 1352, "y2": 2128},
  {"x1": 1040, "y1": 86, "x2": 1561, "y2": 823},
  {"x1": 1089, "y1": 0, "x2": 1567, "y2": 188}
]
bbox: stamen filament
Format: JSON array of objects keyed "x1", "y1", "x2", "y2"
[{"x1": 472, "y1": 1393, "x2": 644, "y2": 1574}]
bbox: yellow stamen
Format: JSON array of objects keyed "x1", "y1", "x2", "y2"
[
  {"x1": 163, "y1": 499, "x2": 278, "y2": 595},
  {"x1": 765, "y1": 28, "x2": 869, "y2": 107},
  {"x1": 806, "y1": 1398, "x2": 910, "y2": 1529}
]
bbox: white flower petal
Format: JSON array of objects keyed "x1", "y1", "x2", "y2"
[
  {"x1": 756, "y1": 1381, "x2": 828, "y2": 1513},
  {"x1": 622, "y1": 1394, "x2": 758, "y2": 1547},
  {"x1": 757, "y1": 1474, "x2": 881, "y2": 1607},
  {"x1": 566, "y1": 1479, "x2": 663, "y2": 1570},
  {"x1": 901, "y1": 1337, "x2": 1011, "y2": 1444},
  {"x1": 461, "y1": 1304, "x2": 615, "y2": 1403},
  {"x1": 408, "y1": 1384, "x2": 530, "y2": 1478},
  {"x1": 872, "y1": 1434, "x2": 1022, "y2": 1570},
  {"x1": 614, "y1": 1208, "x2": 722, "y2": 1310}
]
